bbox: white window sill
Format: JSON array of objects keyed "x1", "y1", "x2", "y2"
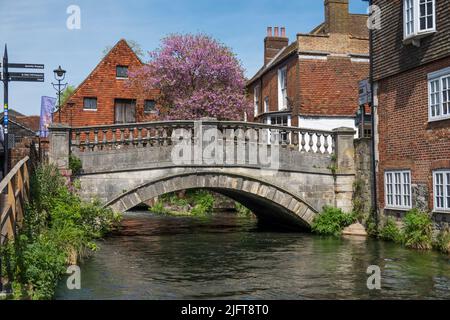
[
  {"x1": 429, "y1": 115, "x2": 450, "y2": 123},
  {"x1": 116, "y1": 77, "x2": 128, "y2": 80},
  {"x1": 384, "y1": 207, "x2": 412, "y2": 212},
  {"x1": 83, "y1": 109, "x2": 98, "y2": 112},
  {"x1": 403, "y1": 30, "x2": 436, "y2": 46},
  {"x1": 433, "y1": 209, "x2": 450, "y2": 214}
]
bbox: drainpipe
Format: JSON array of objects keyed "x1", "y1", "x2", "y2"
[{"x1": 368, "y1": 0, "x2": 378, "y2": 225}]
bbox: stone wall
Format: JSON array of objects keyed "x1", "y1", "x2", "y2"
[{"x1": 353, "y1": 138, "x2": 372, "y2": 217}]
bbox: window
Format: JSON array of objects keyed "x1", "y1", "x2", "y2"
[
  {"x1": 116, "y1": 65, "x2": 128, "y2": 78},
  {"x1": 266, "y1": 115, "x2": 291, "y2": 142},
  {"x1": 278, "y1": 66, "x2": 288, "y2": 110},
  {"x1": 254, "y1": 85, "x2": 260, "y2": 117},
  {"x1": 144, "y1": 100, "x2": 157, "y2": 114},
  {"x1": 433, "y1": 170, "x2": 450, "y2": 212},
  {"x1": 83, "y1": 97, "x2": 97, "y2": 111},
  {"x1": 264, "y1": 97, "x2": 269, "y2": 113},
  {"x1": 404, "y1": 0, "x2": 436, "y2": 40},
  {"x1": 428, "y1": 68, "x2": 450, "y2": 121},
  {"x1": 115, "y1": 99, "x2": 136, "y2": 124},
  {"x1": 385, "y1": 170, "x2": 412, "y2": 209}
]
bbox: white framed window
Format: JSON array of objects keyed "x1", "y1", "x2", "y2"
[
  {"x1": 83, "y1": 97, "x2": 97, "y2": 111},
  {"x1": 433, "y1": 170, "x2": 450, "y2": 212},
  {"x1": 404, "y1": 0, "x2": 436, "y2": 40},
  {"x1": 385, "y1": 170, "x2": 412, "y2": 210},
  {"x1": 428, "y1": 67, "x2": 450, "y2": 121},
  {"x1": 264, "y1": 97, "x2": 269, "y2": 113},
  {"x1": 254, "y1": 85, "x2": 260, "y2": 117},
  {"x1": 278, "y1": 66, "x2": 288, "y2": 110}
]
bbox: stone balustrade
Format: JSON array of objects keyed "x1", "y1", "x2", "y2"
[{"x1": 68, "y1": 120, "x2": 336, "y2": 155}]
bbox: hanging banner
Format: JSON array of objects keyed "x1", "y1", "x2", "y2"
[{"x1": 40, "y1": 96, "x2": 56, "y2": 138}]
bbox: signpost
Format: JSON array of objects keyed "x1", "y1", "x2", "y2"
[
  {"x1": 1, "y1": 44, "x2": 45, "y2": 177},
  {"x1": 1, "y1": 44, "x2": 44, "y2": 293}
]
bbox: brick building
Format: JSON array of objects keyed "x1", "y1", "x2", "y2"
[
  {"x1": 373, "y1": 0, "x2": 450, "y2": 222},
  {"x1": 55, "y1": 39, "x2": 159, "y2": 127},
  {"x1": 247, "y1": 0, "x2": 369, "y2": 134}
]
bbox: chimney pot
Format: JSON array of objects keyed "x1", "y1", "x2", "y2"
[
  {"x1": 267, "y1": 27, "x2": 273, "y2": 37},
  {"x1": 281, "y1": 27, "x2": 286, "y2": 37},
  {"x1": 274, "y1": 27, "x2": 279, "y2": 37}
]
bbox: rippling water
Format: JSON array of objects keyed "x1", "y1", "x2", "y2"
[{"x1": 55, "y1": 211, "x2": 450, "y2": 300}]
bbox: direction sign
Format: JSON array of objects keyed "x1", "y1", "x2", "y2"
[
  {"x1": 9, "y1": 76, "x2": 44, "y2": 82},
  {"x1": 8, "y1": 72, "x2": 44, "y2": 82},
  {"x1": 7, "y1": 63, "x2": 44, "y2": 69}
]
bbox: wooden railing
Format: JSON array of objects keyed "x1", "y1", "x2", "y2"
[
  {"x1": 0, "y1": 156, "x2": 30, "y2": 245},
  {"x1": 70, "y1": 120, "x2": 336, "y2": 154}
]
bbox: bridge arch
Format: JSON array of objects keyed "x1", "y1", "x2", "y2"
[{"x1": 105, "y1": 172, "x2": 318, "y2": 229}]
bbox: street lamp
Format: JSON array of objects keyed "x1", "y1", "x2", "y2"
[{"x1": 52, "y1": 66, "x2": 67, "y2": 123}]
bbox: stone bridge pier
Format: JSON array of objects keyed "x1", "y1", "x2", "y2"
[{"x1": 49, "y1": 120, "x2": 357, "y2": 229}]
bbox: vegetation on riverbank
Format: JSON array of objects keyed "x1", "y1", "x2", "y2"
[
  {"x1": 374, "y1": 209, "x2": 450, "y2": 254},
  {"x1": 149, "y1": 190, "x2": 215, "y2": 216},
  {"x1": 311, "y1": 206, "x2": 356, "y2": 236},
  {"x1": 0, "y1": 164, "x2": 121, "y2": 300}
]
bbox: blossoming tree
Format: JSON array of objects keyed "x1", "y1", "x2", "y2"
[{"x1": 129, "y1": 34, "x2": 252, "y2": 120}]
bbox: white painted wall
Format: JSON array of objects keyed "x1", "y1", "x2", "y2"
[{"x1": 298, "y1": 116, "x2": 358, "y2": 137}]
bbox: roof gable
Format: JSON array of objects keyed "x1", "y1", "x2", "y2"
[{"x1": 62, "y1": 39, "x2": 144, "y2": 109}]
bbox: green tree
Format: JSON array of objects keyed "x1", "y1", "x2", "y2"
[{"x1": 60, "y1": 85, "x2": 76, "y2": 105}]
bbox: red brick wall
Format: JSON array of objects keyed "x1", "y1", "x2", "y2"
[
  {"x1": 377, "y1": 56, "x2": 450, "y2": 212},
  {"x1": 299, "y1": 57, "x2": 369, "y2": 116},
  {"x1": 56, "y1": 39, "x2": 159, "y2": 127},
  {"x1": 248, "y1": 55, "x2": 298, "y2": 123}
]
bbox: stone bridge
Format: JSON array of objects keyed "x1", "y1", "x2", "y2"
[{"x1": 48, "y1": 120, "x2": 356, "y2": 229}]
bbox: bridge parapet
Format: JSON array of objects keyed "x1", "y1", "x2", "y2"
[{"x1": 68, "y1": 120, "x2": 336, "y2": 155}]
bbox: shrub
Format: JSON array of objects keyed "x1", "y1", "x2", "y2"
[
  {"x1": 378, "y1": 217, "x2": 402, "y2": 243},
  {"x1": 6, "y1": 164, "x2": 120, "y2": 299},
  {"x1": 402, "y1": 209, "x2": 433, "y2": 250},
  {"x1": 21, "y1": 233, "x2": 68, "y2": 300},
  {"x1": 311, "y1": 206, "x2": 356, "y2": 236},
  {"x1": 149, "y1": 201, "x2": 171, "y2": 215},
  {"x1": 69, "y1": 155, "x2": 82, "y2": 176},
  {"x1": 434, "y1": 228, "x2": 450, "y2": 254},
  {"x1": 191, "y1": 190, "x2": 214, "y2": 214},
  {"x1": 235, "y1": 202, "x2": 253, "y2": 217}
]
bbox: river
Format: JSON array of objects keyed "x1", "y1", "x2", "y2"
[{"x1": 55, "y1": 211, "x2": 450, "y2": 300}]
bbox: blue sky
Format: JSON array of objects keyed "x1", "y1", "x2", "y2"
[{"x1": 0, "y1": 0, "x2": 368, "y2": 115}]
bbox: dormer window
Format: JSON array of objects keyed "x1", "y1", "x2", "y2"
[
  {"x1": 404, "y1": 0, "x2": 436, "y2": 43},
  {"x1": 116, "y1": 65, "x2": 128, "y2": 78}
]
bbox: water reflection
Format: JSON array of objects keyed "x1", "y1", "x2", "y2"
[{"x1": 55, "y1": 211, "x2": 450, "y2": 300}]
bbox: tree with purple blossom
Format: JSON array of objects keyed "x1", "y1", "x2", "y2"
[{"x1": 128, "y1": 34, "x2": 252, "y2": 120}]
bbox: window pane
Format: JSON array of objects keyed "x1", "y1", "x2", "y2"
[
  {"x1": 447, "y1": 173, "x2": 450, "y2": 209},
  {"x1": 430, "y1": 79, "x2": 441, "y2": 118},
  {"x1": 83, "y1": 98, "x2": 97, "y2": 110},
  {"x1": 116, "y1": 66, "x2": 128, "y2": 78},
  {"x1": 144, "y1": 100, "x2": 156, "y2": 113},
  {"x1": 435, "y1": 173, "x2": 444, "y2": 209},
  {"x1": 443, "y1": 77, "x2": 450, "y2": 116}
]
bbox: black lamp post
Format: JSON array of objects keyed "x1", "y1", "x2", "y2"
[{"x1": 52, "y1": 66, "x2": 67, "y2": 123}]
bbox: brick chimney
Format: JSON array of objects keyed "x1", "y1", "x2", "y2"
[
  {"x1": 264, "y1": 26, "x2": 289, "y2": 65},
  {"x1": 324, "y1": 0, "x2": 350, "y2": 34}
]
